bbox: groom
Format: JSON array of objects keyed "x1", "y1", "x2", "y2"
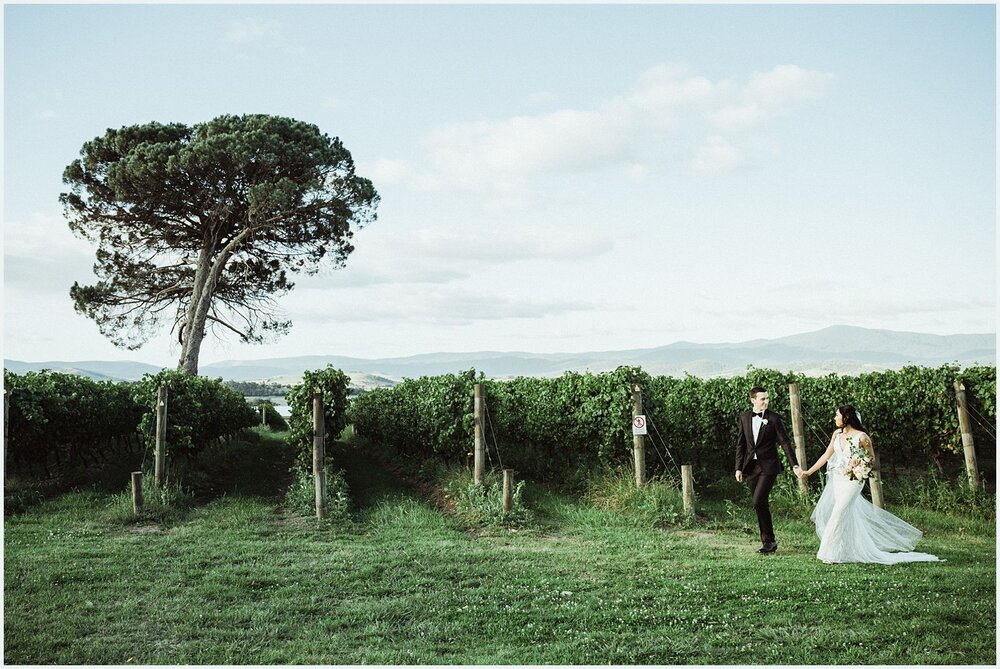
[{"x1": 735, "y1": 386, "x2": 801, "y2": 554}]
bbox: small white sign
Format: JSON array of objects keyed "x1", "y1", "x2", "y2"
[{"x1": 632, "y1": 415, "x2": 647, "y2": 435}]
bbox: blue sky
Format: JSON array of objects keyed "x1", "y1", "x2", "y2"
[{"x1": 3, "y1": 3, "x2": 996, "y2": 366}]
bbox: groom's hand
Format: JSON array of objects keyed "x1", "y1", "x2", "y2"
[{"x1": 735, "y1": 470, "x2": 743, "y2": 483}]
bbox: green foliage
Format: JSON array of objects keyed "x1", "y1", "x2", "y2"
[
  {"x1": 348, "y1": 369, "x2": 479, "y2": 461},
  {"x1": 287, "y1": 365, "x2": 351, "y2": 469},
  {"x1": 132, "y1": 369, "x2": 259, "y2": 459},
  {"x1": 3, "y1": 484, "x2": 45, "y2": 515},
  {"x1": 284, "y1": 464, "x2": 350, "y2": 521},
  {"x1": 349, "y1": 365, "x2": 996, "y2": 488},
  {"x1": 4, "y1": 369, "x2": 144, "y2": 472}
]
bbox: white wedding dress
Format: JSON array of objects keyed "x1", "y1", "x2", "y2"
[{"x1": 810, "y1": 431, "x2": 942, "y2": 564}]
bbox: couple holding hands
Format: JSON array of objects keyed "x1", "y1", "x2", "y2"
[{"x1": 735, "y1": 386, "x2": 941, "y2": 564}]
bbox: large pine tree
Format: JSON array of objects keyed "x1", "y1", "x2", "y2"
[{"x1": 61, "y1": 114, "x2": 379, "y2": 375}]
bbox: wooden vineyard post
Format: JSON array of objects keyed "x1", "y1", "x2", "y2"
[
  {"x1": 131, "y1": 472, "x2": 144, "y2": 514},
  {"x1": 682, "y1": 465, "x2": 695, "y2": 517},
  {"x1": 869, "y1": 447, "x2": 884, "y2": 509},
  {"x1": 154, "y1": 386, "x2": 168, "y2": 488},
  {"x1": 474, "y1": 383, "x2": 484, "y2": 485},
  {"x1": 313, "y1": 391, "x2": 327, "y2": 519},
  {"x1": 787, "y1": 383, "x2": 809, "y2": 495},
  {"x1": 502, "y1": 469, "x2": 514, "y2": 515},
  {"x1": 632, "y1": 384, "x2": 646, "y2": 488},
  {"x1": 954, "y1": 380, "x2": 981, "y2": 490},
  {"x1": 3, "y1": 388, "x2": 9, "y2": 482}
]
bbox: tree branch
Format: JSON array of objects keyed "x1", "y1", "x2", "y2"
[{"x1": 205, "y1": 313, "x2": 250, "y2": 342}]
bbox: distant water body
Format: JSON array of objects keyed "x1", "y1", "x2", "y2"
[{"x1": 257, "y1": 395, "x2": 291, "y2": 417}]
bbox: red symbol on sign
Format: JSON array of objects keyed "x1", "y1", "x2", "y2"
[{"x1": 633, "y1": 416, "x2": 646, "y2": 429}]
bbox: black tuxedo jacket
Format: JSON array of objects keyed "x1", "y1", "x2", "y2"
[{"x1": 735, "y1": 409, "x2": 798, "y2": 474}]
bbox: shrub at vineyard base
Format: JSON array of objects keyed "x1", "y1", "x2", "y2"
[
  {"x1": 285, "y1": 465, "x2": 350, "y2": 520},
  {"x1": 584, "y1": 467, "x2": 689, "y2": 528}
]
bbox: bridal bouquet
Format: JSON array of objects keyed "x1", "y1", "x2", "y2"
[{"x1": 841, "y1": 436, "x2": 874, "y2": 481}]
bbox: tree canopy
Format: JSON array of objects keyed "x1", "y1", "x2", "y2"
[{"x1": 61, "y1": 114, "x2": 379, "y2": 375}]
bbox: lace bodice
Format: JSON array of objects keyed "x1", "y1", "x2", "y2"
[{"x1": 827, "y1": 431, "x2": 847, "y2": 471}]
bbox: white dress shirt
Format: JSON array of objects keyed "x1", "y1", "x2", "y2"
[{"x1": 751, "y1": 412, "x2": 765, "y2": 458}]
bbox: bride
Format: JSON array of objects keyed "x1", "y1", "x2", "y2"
[{"x1": 798, "y1": 405, "x2": 942, "y2": 564}]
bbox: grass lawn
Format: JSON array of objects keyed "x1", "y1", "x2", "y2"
[{"x1": 4, "y1": 429, "x2": 995, "y2": 664}]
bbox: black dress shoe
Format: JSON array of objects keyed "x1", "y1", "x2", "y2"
[{"x1": 758, "y1": 541, "x2": 778, "y2": 554}]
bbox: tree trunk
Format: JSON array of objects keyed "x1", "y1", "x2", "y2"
[
  {"x1": 177, "y1": 228, "x2": 253, "y2": 376},
  {"x1": 178, "y1": 243, "x2": 216, "y2": 375},
  {"x1": 179, "y1": 311, "x2": 209, "y2": 376}
]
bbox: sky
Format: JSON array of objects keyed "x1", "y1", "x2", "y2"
[{"x1": 2, "y1": 2, "x2": 997, "y2": 367}]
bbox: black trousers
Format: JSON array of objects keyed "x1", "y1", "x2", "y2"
[{"x1": 743, "y1": 459, "x2": 779, "y2": 544}]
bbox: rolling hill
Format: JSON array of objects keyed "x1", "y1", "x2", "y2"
[{"x1": 5, "y1": 326, "x2": 994, "y2": 386}]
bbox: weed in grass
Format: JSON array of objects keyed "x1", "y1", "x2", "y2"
[
  {"x1": 3, "y1": 483, "x2": 45, "y2": 515},
  {"x1": 887, "y1": 466, "x2": 996, "y2": 520},
  {"x1": 431, "y1": 463, "x2": 533, "y2": 529},
  {"x1": 284, "y1": 465, "x2": 350, "y2": 521},
  {"x1": 454, "y1": 478, "x2": 532, "y2": 529},
  {"x1": 366, "y1": 497, "x2": 457, "y2": 537},
  {"x1": 104, "y1": 477, "x2": 194, "y2": 526},
  {"x1": 583, "y1": 466, "x2": 691, "y2": 528}
]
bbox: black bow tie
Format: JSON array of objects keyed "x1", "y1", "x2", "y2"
[{"x1": 752, "y1": 411, "x2": 765, "y2": 418}]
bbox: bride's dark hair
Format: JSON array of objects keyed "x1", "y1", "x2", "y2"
[{"x1": 838, "y1": 404, "x2": 864, "y2": 431}]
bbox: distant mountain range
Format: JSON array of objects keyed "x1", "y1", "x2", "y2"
[{"x1": 5, "y1": 326, "x2": 995, "y2": 387}]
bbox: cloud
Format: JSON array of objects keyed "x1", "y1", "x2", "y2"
[
  {"x1": 709, "y1": 64, "x2": 835, "y2": 130},
  {"x1": 362, "y1": 158, "x2": 442, "y2": 191},
  {"x1": 314, "y1": 225, "x2": 617, "y2": 289},
  {"x1": 698, "y1": 291, "x2": 995, "y2": 325},
  {"x1": 388, "y1": 227, "x2": 615, "y2": 263},
  {"x1": 527, "y1": 91, "x2": 558, "y2": 106},
  {"x1": 34, "y1": 109, "x2": 60, "y2": 121},
  {"x1": 625, "y1": 163, "x2": 650, "y2": 181},
  {"x1": 3, "y1": 212, "x2": 100, "y2": 294},
  {"x1": 376, "y1": 63, "x2": 834, "y2": 205},
  {"x1": 424, "y1": 106, "x2": 635, "y2": 183},
  {"x1": 690, "y1": 136, "x2": 744, "y2": 175},
  {"x1": 222, "y1": 18, "x2": 284, "y2": 45},
  {"x1": 626, "y1": 63, "x2": 717, "y2": 120},
  {"x1": 287, "y1": 284, "x2": 600, "y2": 325},
  {"x1": 4, "y1": 211, "x2": 92, "y2": 257}
]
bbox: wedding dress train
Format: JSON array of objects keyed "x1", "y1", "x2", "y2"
[{"x1": 810, "y1": 432, "x2": 942, "y2": 564}]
